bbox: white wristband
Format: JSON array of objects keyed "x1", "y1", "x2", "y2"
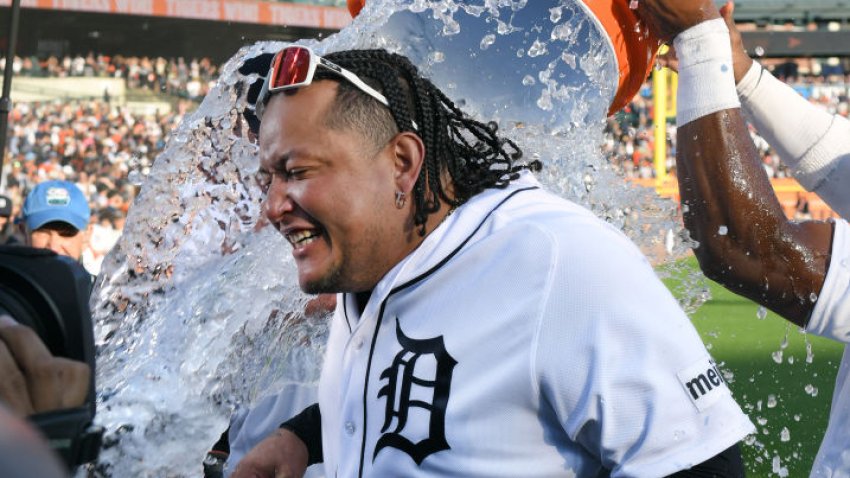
[{"x1": 674, "y1": 18, "x2": 741, "y2": 127}]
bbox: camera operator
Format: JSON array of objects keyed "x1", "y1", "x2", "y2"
[
  {"x1": 0, "y1": 314, "x2": 91, "y2": 417},
  {"x1": 1, "y1": 180, "x2": 101, "y2": 473},
  {"x1": 0, "y1": 314, "x2": 91, "y2": 478},
  {"x1": 21, "y1": 180, "x2": 91, "y2": 262}
]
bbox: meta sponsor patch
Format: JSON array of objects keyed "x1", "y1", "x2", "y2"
[
  {"x1": 45, "y1": 187, "x2": 71, "y2": 206},
  {"x1": 677, "y1": 356, "x2": 731, "y2": 412}
]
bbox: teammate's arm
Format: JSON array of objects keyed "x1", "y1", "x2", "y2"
[
  {"x1": 637, "y1": 0, "x2": 834, "y2": 327},
  {"x1": 230, "y1": 403, "x2": 321, "y2": 478}
]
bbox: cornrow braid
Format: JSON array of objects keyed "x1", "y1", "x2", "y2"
[{"x1": 317, "y1": 49, "x2": 542, "y2": 235}]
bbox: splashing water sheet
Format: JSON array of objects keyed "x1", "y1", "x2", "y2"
[{"x1": 88, "y1": 1, "x2": 704, "y2": 476}]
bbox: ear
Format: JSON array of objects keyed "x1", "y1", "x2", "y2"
[{"x1": 389, "y1": 131, "x2": 425, "y2": 194}]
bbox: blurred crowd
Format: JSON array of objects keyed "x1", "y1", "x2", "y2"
[
  {"x1": 604, "y1": 60, "x2": 850, "y2": 180},
  {"x1": 0, "y1": 54, "x2": 219, "y2": 100},
  {"x1": 0, "y1": 99, "x2": 190, "y2": 275}
]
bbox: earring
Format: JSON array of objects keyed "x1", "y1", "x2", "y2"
[{"x1": 395, "y1": 191, "x2": 407, "y2": 209}]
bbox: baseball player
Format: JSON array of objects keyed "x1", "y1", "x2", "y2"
[
  {"x1": 635, "y1": 1, "x2": 850, "y2": 476},
  {"x1": 232, "y1": 33, "x2": 753, "y2": 478}
]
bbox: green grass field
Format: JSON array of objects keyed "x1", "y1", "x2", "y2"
[{"x1": 663, "y1": 260, "x2": 845, "y2": 477}]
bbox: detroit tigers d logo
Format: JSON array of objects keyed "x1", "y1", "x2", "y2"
[{"x1": 374, "y1": 319, "x2": 457, "y2": 465}]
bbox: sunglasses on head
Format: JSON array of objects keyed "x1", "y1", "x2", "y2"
[{"x1": 255, "y1": 46, "x2": 390, "y2": 121}]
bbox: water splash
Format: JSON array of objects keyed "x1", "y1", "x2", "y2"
[{"x1": 89, "y1": 1, "x2": 699, "y2": 475}]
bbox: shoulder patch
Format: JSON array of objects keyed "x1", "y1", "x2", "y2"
[{"x1": 677, "y1": 356, "x2": 731, "y2": 412}]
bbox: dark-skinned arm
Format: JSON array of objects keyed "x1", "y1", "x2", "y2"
[
  {"x1": 676, "y1": 108, "x2": 833, "y2": 327},
  {"x1": 637, "y1": 0, "x2": 834, "y2": 327}
]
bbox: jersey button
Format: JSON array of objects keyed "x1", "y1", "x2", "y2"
[
  {"x1": 344, "y1": 421, "x2": 356, "y2": 436},
  {"x1": 355, "y1": 338, "x2": 365, "y2": 350}
]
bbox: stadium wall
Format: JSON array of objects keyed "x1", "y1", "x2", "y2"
[{"x1": 0, "y1": 1, "x2": 349, "y2": 62}]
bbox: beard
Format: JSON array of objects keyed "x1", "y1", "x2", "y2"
[{"x1": 299, "y1": 260, "x2": 345, "y2": 295}]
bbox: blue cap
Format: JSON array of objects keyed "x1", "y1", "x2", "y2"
[{"x1": 23, "y1": 180, "x2": 91, "y2": 231}]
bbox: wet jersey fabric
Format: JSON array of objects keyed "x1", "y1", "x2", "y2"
[
  {"x1": 318, "y1": 173, "x2": 754, "y2": 477},
  {"x1": 807, "y1": 218, "x2": 850, "y2": 478},
  {"x1": 224, "y1": 383, "x2": 324, "y2": 478}
]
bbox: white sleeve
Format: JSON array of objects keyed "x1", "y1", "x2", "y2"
[
  {"x1": 225, "y1": 385, "x2": 319, "y2": 477},
  {"x1": 806, "y1": 219, "x2": 850, "y2": 344},
  {"x1": 737, "y1": 62, "x2": 850, "y2": 217},
  {"x1": 534, "y1": 220, "x2": 754, "y2": 477}
]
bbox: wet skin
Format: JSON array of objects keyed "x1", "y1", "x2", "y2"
[
  {"x1": 635, "y1": 0, "x2": 835, "y2": 326},
  {"x1": 258, "y1": 80, "x2": 436, "y2": 294}
]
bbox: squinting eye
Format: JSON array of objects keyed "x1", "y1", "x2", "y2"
[{"x1": 286, "y1": 168, "x2": 306, "y2": 180}]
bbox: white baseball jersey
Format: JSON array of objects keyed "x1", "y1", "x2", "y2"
[
  {"x1": 807, "y1": 219, "x2": 850, "y2": 477},
  {"x1": 739, "y1": 63, "x2": 850, "y2": 477},
  {"x1": 318, "y1": 173, "x2": 753, "y2": 477},
  {"x1": 224, "y1": 383, "x2": 323, "y2": 478}
]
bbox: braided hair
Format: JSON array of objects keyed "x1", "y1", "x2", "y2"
[{"x1": 315, "y1": 49, "x2": 541, "y2": 235}]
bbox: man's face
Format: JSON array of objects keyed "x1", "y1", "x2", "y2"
[
  {"x1": 259, "y1": 81, "x2": 409, "y2": 294},
  {"x1": 27, "y1": 222, "x2": 86, "y2": 261}
]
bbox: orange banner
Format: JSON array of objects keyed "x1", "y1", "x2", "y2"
[{"x1": 0, "y1": 0, "x2": 351, "y2": 29}]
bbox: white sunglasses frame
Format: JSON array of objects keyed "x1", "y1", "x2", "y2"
[{"x1": 255, "y1": 46, "x2": 390, "y2": 121}]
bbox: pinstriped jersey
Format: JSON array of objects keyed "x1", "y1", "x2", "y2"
[{"x1": 318, "y1": 174, "x2": 754, "y2": 477}]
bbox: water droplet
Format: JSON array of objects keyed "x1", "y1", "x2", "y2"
[
  {"x1": 793, "y1": 414, "x2": 801, "y2": 421},
  {"x1": 442, "y1": 18, "x2": 461, "y2": 36},
  {"x1": 757, "y1": 416, "x2": 768, "y2": 425},
  {"x1": 718, "y1": 225, "x2": 729, "y2": 236},
  {"x1": 536, "y1": 89, "x2": 553, "y2": 111},
  {"x1": 551, "y1": 23, "x2": 573, "y2": 42},
  {"x1": 496, "y1": 20, "x2": 514, "y2": 35},
  {"x1": 629, "y1": 0, "x2": 639, "y2": 9},
  {"x1": 767, "y1": 395, "x2": 777, "y2": 408},
  {"x1": 779, "y1": 427, "x2": 790, "y2": 442},
  {"x1": 528, "y1": 39, "x2": 548, "y2": 58},
  {"x1": 549, "y1": 6, "x2": 562, "y2": 23},
  {"x1": 810, "y1": 292, "x2": 818, "y2": 303},
  {"x1": 633, "y1": 20, "x2": 642, "y2": 33},
  {"x1": 754, "y1": 46, "x2": 766, "y2": 57},
  {"x1": 561, "y1": 52, "x2": 577, "y2": 69},
  {"x1": 771, "y1": 350, "x2": 783, "y2": 363},
  {"x1": 480, "y1": 34, "x2": 496, "y2": 50},
  {"x1": 757, "y1": 306, "x2": 767, "y2": 320},
  {"x1": 522, "y1": 75, "x2": 536, "y2": 86},
  {"x1": 806, "y1": 341, "x2": 814, "y2": 363},
  {"x1": 805, "y1": 384, "x2": 819, "y2": 396},
  {"x1": 428, "y1": 51, "x2": 445, "y2": 64}
]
